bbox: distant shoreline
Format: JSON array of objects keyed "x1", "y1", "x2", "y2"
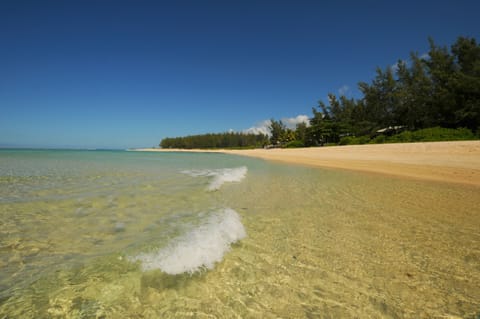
[{"x1": 133, "y1": 141, "x2": 480, "y2": 186}]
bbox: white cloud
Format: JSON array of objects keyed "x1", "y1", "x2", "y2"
[
  {"x1": 420, "y1": 52, "x2": 429, "y2": 60},
  {"x1": 338, "y1": 85, "x2": 350, "y2": 96},
  {"x1": 242, "y1": 115, "x2": 310, "y2": 136},
  {"x1": 387, "y1": 53, "x2": 429, "y2": 75},
  {"x1": 390, "y1": 59, "x2": 408, "y2": 73},
  {"x1": 243, "y1": 119, "x2": 272, "y2": 136},
  {"x1": 282, "y1": 115, "x2": 310, "y2": 129}
]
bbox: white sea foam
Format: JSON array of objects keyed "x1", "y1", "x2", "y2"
[
  {"x1": 130, "y1": 208, "x2": 246, "y2": 274},
  {"x1": 182, "y1": 166, "x2": 247, "y2": 191}
]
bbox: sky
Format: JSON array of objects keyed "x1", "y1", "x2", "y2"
[{"x1": 1, "y1": 1, "x2": 479, "y2": 149}]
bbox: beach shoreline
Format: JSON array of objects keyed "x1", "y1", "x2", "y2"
[{"x1": 134, "y1": 141, "x2": 480, "y2": 186}]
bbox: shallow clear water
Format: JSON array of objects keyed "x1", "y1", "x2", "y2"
[{"x1": 0, "y1": 149, "x2": 479, "y2": 318}]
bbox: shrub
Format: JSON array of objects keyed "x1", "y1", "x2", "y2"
[
  {"x1": 339, "y1": 135, "x2": 371, "y2": 145},
  {"x1": 339, "y1": 136, "x2": 354, "y2": 145},
  {"x1": 417, "y1": 127, "x2": 475, "y2": 141},
  {"x1": 284, "y1": 140, "x2": 305, "y2": 148},
  {"x1": 337, "y1": 127, "x2": 476, "y2": 146},
  {"x1": 388, "y1": 131, "x2": 413, "y2": 143},
  {"x1": 355, "y1": 136, "x2": 371, "y2": 144},
  {"x1": 370, "y1": 135, "x2": 386, "y2": 144},
  {"x1": 385, "y1": 127, "x2": 476, "y2": 143}
]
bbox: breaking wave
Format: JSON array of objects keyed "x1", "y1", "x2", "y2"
[
  {"x1": 182, "y1": 166, "x2": 247, "y2": 191},
  {"x1": 130, "y1": 208, "x2": 246, "y2": 275}
]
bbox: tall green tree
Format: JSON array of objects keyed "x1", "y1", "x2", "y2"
[
  {"x1": 295, "y1": 122, "x2": 308, "y2": 144},
  {"x1": 268, "y1": 119, "x2": 287, "y2": 145},
  {"x1": 395, "y1": 54, "x2": 433, "y2": 129},
  {"x1": 160, "y1": 132, "x2": 268, "y2": 149},
  {"x1": 451, "y1": 37, "x2": 480, "y2": 130},
  {"x1": 359, "y1": 66, "x2": 399, "y2": 129},
  {"x1": 305, "y1": 103, "x2": 337, "y2": 145},
  {"x1": 425, "y1": 38, "x2": 457, "y2": 127}
]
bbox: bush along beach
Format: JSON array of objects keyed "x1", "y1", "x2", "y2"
[{"x1": 161, "y1": 36, "x2": 480, "y2": 149}]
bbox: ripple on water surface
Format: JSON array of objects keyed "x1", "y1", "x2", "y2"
[{"x1": 1, "y1": 150, "x2": 479, "y2": 318}]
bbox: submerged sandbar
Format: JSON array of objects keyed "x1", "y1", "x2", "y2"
[{"x1": 136, "y1": 141, "x2": 480, "y2": 186}]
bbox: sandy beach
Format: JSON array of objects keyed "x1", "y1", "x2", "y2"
[
  {"x1": 136, "y1": 141, "x2": 480, "y2": 186},
  {"x1": 4, "y1": 146, "x2": 480, "y2": 317}
]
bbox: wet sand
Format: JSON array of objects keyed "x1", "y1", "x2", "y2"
[
  {"x1": 2, "y1": 148, "x2": 479, "y2": 317},
  {"x1": 134, "y1": 143, "x2": 480, "y2": 316},
  {"x1": 135, "y1": 141, "x2": 480, "y2": 186}
]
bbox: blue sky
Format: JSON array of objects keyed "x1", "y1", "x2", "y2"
[{"x1": 1, "y1": 1, "x2": 479, "y2": 149}]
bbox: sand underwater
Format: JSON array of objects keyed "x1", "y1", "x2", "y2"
[{"x1": 1, "y1": 148, "x2": 479, "y2": 318}]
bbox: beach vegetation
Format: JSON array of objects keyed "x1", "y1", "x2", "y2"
[
  {"x1": 268, "y1": 119, "x2": 286, "y2": 145},
  {"x1": 337, "y1": 127, "x2": 476, "y2": 145},
  {"x1": 388, "y1": 127, "x2": 476, "y2": 143},
  {"x1": 338, "y1": 135, "x2": 370, "y2": 145},
  {"x1": 284, "y1": 140, "x2": 305, "y2": 148},
  {"x1": 274, "y1": 36, "x2": 480, "y2": 147},
  {"x1": 160, "y1": 132, "x2": 268, "y2": 149},
  {"x1": 160, "y1": 36, "x2": 479, "y2": 149}
]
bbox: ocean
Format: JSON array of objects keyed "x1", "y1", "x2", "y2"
[{"x1": 0, "y1": 149, "x2": 479, "y2": 318}]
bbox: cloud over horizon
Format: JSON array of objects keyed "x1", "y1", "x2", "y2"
[{"x1": 243, "y1": 115, "x2": 310, "y2": 136}]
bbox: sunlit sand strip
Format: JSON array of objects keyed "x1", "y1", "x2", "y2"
[{"x1": 134, "y1": 141, "x2": 480, "y2": 186}]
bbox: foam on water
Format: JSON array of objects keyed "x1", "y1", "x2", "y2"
[
  {"x1": 130, "y1": 208, "x2": 246, "y2": 274},
  {"x1": 182, "y1": 166, "x2": 247, "y2": 191}
]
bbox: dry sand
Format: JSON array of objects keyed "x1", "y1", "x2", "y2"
[{"x1": 135, "y1": 141, "x2": 480, "y2": 186}]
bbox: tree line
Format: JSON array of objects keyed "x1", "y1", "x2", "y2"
[
  {"x1": 270, "y1": 36, "x2": 480, "y2": 147},
  {"x1": 160, "y1": 36, "x2": 479, "y2": 149},
  {"x1": 160, "y1": 132, "x2": 268, "y2": 149}
]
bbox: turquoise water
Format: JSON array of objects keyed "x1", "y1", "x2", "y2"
[
  {"x1": 0, "y1": 150, "x2": 251, "y2": 282},
  {"x1": 1, "y1": 149, "x2": 479, "y2": 318}
]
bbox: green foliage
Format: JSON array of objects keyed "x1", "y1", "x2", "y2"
[
  {"x1": 313, "y1": 36, "x2": 480, "y2": 141},
  {"x1": 268, "y1": 119, "x2": 286, "y2": 145},
  {"x1": 284, "y1": 140, "x2": 305, "y2": 148},
  {"x1": 338, "y1": 136, "x2": 353, "y2": 145},
  {"x1": 160, "y1": 132, "x2": 268, "y2": 149},
  {"x1": 161, "y1": 37, "x2": 479, "y2": 149},
  {"x1": 295, "y1": 122, "x2": 308, "y2": 142},
  {"x1": 340, "y1": 127, "x2": 477, "y2": 146},
  {"x1": 370, "y1": 135, "x2": 386, "y2": 144},
  {"x1": 306, "y1": 95, "x2": 355, "y2": 145},
  {"x1": 283, "y1": 129, "x2": 296, "y2": 144},
  {"x1": 388, "y1": 127, "x2": 476, "y2": 142},
  {"x1": 287, "y1": 37, "x2": 479, "y2": 147},
  {"x1": 338, "y1": 135, "x2": 371, "y2": 145},
  {"x1": 387, "y1": 131, "x2": 413, "y2": 143}
]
